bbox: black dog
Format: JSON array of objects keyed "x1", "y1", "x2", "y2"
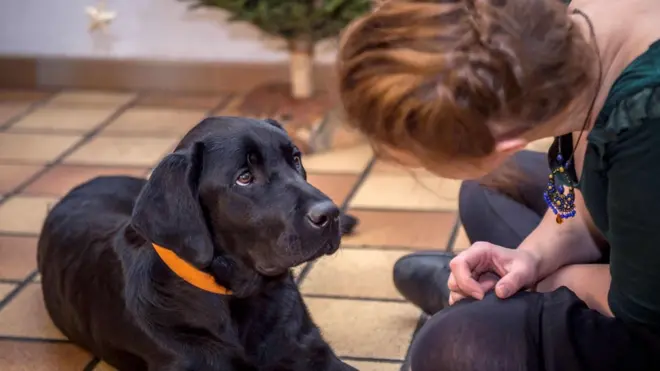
[{"x1": 38, "y1": 117, "x2": 359, "y2": 371}]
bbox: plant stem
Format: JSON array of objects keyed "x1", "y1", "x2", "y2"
[{"x1": 288, "y1": 39, "x2": 315, "y2": 99}]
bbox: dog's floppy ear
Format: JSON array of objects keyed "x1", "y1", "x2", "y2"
[
  {"x1": 264, "y1": 118, "x2": 286, "y2": 132},
  {"x1": 131, "y1": 142, "x2": 214, "y2": 268}
]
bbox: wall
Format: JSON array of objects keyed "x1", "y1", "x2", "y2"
[{"x1": 0, "y1": 0, "x2": 338, "y2": 64}]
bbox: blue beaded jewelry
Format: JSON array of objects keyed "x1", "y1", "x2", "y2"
[
  {"x1": 543, "y1": 153, "x2": 576, "y2": 224},
  {"x1": 542, "y1": 8, "x2": 602, "y2": 225}
]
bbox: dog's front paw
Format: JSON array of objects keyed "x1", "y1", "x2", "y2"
[{"x1": 339, "y1": 213, "x2": 359, "y2": 236}]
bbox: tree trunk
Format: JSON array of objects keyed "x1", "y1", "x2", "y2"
[{"x1": 288, "y1": 39, "x2": 315, "y2": 100}]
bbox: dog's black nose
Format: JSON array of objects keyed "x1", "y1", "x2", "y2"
[{"x1": 306, "y1": 201, "x2": 339, "y2": 229}]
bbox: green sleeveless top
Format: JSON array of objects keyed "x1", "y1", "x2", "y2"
[{"x1": 551, "y1": 39, "x2": 660, "y2": 329}]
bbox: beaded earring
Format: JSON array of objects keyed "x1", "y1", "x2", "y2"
[
  {"x1": 542, "y1": 7, "x2": 602, "y2": 225},
  {"x1": 543, "y1": 153, "x2": 576, "y2": 224}
]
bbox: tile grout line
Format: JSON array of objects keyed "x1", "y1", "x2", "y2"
[
  {"x1": 82, "y1": 357, "x2": 101, "y2": 371},
  {"x1": 0, "y1": 270, "x2": 39, "y2": 313},
  {"x1": 0, "y1": 95, "x2": 142, "y2": 208},
  {"x1": 0, "y1": 231, "x2": 40, "y2": 238},
  {"x1": 0, "y1": 335, "x2": 70, "y2": 344},
  {"x1": 0, "y1": 236, "x2": 455, "y2": 250},
  {"x1": 302, "y1": 293, "x2": 407, "y2": 303},
  {"x1": 0, "y1": 160, "x2": 152, "y2": 169},
  {"x1": 0, "y1": 92, "x2": 233, "y2": 138},
  {"x1": 205, "y1": 92, "x2": 236, "y2": 117},
  {"x1": 445, "y1": 216, "x2": 462, "y2": 254},
  {"x1": 338, "y1": 157, "x2": 376, "y2": 214},
  {"x1": 340, "y1": 206, "x2": 458, "y2": 214},
  {"x1": 339, "y1": 244, "x2": 451, "y2": 252},
  {"x1": 0, "y1": 89, "x2": 62, "y2": 131},
  {"x1": 304, "y1": 171, "x2": 372, "y2": 178},
  {"x1": 398, "y1": 214, "x2": 461, "y2": 371},
  {"x1": 340, "y1": 355, "x2": 405, "y2": 364},
  {"x1": 0, "y1": 92, "x2": 232, "y2": 209},
  {"x1": 295, "y1": 156, "x2": 376, "y2": 286},
  {"x1": 0, "y1": 165, "x2": 363, "y2": 174}
]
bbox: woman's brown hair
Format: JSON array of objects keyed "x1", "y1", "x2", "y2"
[{"x1": 337, "y1": 0, "x2": 596, "y2": 164}]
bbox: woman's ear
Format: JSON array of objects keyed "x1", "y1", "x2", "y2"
[
  {"x1": 494, "y1": 138, "x2": 528, "y2": 155},
  {"x1": 131, "y1": 142, "x2": 214, "y2": 269}
]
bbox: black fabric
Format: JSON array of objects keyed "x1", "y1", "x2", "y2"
[
  {"x1": 551, "y1": 40, "x2": 660, "y2": 329},
  {"x1": 460, "y1": 150, "x2": 610, "y2": 262},
  {"x1": 459, "y1": 150, "x2": 549, "y2": 249},
  {"x1": 410, "y1": 288, "x2": 660, "y2": 371},
  {"x1": 416, "y1": 148, "x2": 660, "y2": 371}
]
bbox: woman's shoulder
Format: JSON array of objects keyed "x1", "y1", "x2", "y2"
[
  {"x1": 589, "y1": 40, "x2": 660, "y2": 147},
  {"x1": 602, "y1": 87, "x2": 660, "y2": 137}
]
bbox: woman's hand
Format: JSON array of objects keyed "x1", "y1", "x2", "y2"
[{"x1": 447, "y1": 241, "x2": 541, "y2": 305}]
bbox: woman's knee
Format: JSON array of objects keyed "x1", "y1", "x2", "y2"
[
  {"x1": 409, "y1": 302, "x2": 491, "y2": 371},
  {"x1": 409, "y1": 294, "x2": 533, "y2": 371}
]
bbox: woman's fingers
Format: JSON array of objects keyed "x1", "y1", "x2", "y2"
[
  {"x1": 447, "y1": 273, "x2": 468, "y2": 305},
  {"x1": 449, "y1": 259, "x2": 483, "y2": 299},
  {"x1": 478, "y1": 272, "x2": 499, "y2": 293},
  {"x1": 495, "y1": 269, "x2": 528, "y2": 299},
  {"x1": 448, "y1": 291, "x2": 467, "y2": 305},
  {"x1": 449, "y1": 245, "x2": 492, "y2": 300},
  {"x1": 447, "y1": 273, "x2": 465, "y2": 305},
  {"x1": 447, "y1": 271, "x2": 499, "y2": 306},
  {"x1": 447, "y1": 272, "x2": 458, "y2": 292}
]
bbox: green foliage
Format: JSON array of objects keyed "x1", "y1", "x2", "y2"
[{"x1": 181, "y1": 0, "x2": 371, "y2": 43}]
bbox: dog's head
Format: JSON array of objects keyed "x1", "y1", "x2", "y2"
[{"x1": 130, "y1": 116, "x2": 345, "y2": 296}]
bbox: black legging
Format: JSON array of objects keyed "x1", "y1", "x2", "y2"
[
  {"x1": 458, "y1": 150, "x2": 549, "y2": 249},
  {"x1": 409, "y1": 150, "x2": 659, "y2": 371}
]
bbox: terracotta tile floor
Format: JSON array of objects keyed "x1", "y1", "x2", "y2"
[{"x1": 0, "y1": 89, "x2": 471, "y2": 371}]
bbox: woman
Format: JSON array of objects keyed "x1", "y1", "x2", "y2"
[{"x1": 338, "y1": 0, "x2": 660, "y2": 370}]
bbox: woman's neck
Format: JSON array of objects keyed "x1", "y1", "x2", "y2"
[
  {"x1": 549, "y1": 7, "x2": 625, "y2": 138},
  {"x1": 528, "y1": 0, "x2": 657, "y2": 141}
]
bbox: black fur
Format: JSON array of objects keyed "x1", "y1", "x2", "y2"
[{"x1": 38, "y1": 116, "x2": 359, "y2": 371}]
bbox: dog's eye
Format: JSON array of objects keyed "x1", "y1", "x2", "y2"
[
  {"x1": 236, "y1": 171, "x2": 254, "y2": 186},
  {"x1": 293, "y1": 155, "x2": 302, "y2": 168}
]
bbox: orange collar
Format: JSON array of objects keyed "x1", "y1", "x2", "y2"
[{"x1": 152, "y1": 243, "x2": 231, "y2": 295}]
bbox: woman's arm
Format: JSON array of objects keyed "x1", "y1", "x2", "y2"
[
  {"x1": 536, "y1": 263, "x2": 612, "y2": 316},
  {"x1": 519, "y1": 189, "x2": 605, "y2": 281}
]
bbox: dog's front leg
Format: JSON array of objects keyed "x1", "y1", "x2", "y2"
[{"x1": 148, "y1": 355, "x2": 257, "y2": 371}]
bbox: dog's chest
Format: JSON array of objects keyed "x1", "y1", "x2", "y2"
[{"x1": 230, "y1": 292, "x2": 313, "y2": 360}]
